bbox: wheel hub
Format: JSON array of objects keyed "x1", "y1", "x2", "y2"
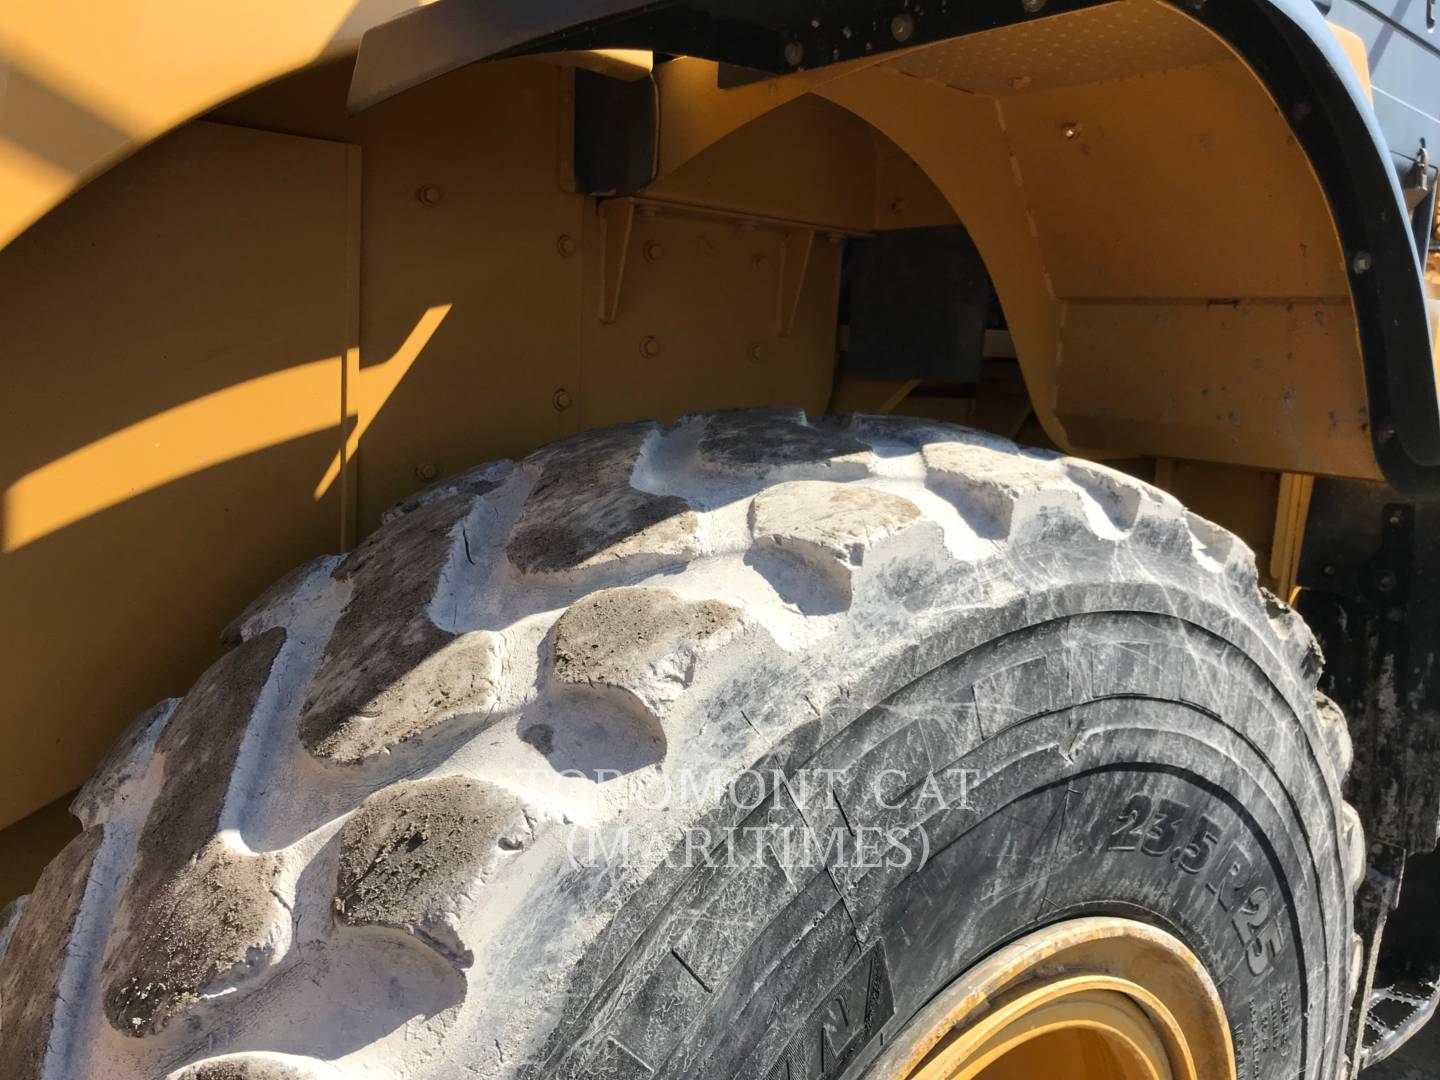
[{"x1": 869, "y1": 917, "x2": 1236, "y2": 1080}]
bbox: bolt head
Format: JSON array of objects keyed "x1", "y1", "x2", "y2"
[
  {"x1": 891, "y1": 13, "x2": 916, "y2": 42},
  {"x1": 552, "y1": 388, "x2": 573, "y2": 411},
  {"x1": 1388, "y1": 509, "x2": 1405, "y2": 527},
  {"x1": 1352, "y1": 250, "x2": 1374, "y2": 274},
  {"x1": 639, "y1": 336, "x2": 662, "y2": 358},
  {"x1": 415, "y1": 462, "x2": 439, "y2": 482},
  {"x1": 1322, "y1": 563, "x2": 1337, "y2": 578},
  {"x1": 749, "y1": 342, "x2": 767, "y2": 363},
  {"x1": 1376, "y1": 569, "x2": 1399, "y2": 592},
  {"x1": 1022, "y1": 0, "x2": 1046, "y2": 13},
  {"x1": 556, "y1": 234, "x2": 577, "y2": 257},
  {"x1": 784, "y1": 41, "x2": 805, "y2": 67},
  {"x1": 644, "y1": 241, "x2": 664, "y2": 263},
  {"x1": 1061, "y1": 122, "x2": 1081, "y2": 139},
  {"x1": 416, "y1": 184, "x2": 444, "y2": 207}
]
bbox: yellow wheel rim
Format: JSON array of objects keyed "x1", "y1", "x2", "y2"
[{"x1": 869, "y1": 918, "x2": 1237, "y2": 1080}]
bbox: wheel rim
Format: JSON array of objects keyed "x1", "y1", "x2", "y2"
[{"x1": 868, "y1": 917, "x2": 1236, "y2": 1080}]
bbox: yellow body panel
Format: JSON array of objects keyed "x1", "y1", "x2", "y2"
[
  {"x1": 0, "y1": 0, "x2": 429, "y2": 251},
  {"x1": 815, "y1": 10, "x2": 1376, "y2": 478},
  {"x1": 0, "y1": 122, "x2": 355, "y2": 828}
]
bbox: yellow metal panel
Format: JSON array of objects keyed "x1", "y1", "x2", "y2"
[
  {"x1": 871, "y1": 130, "x2": 962, "y2": 230},
  {"x1": 1157, "y1": 459, "x2": 1282, "y2": 570},
  {"x1": 1056, "y1": 299, "x2": 1376, "y2": 476},
  {"x1": 655, "y1": 56, "x2": 886, "y2": 185},
  {"x1": 829, "y1": 379, "x2": 921, "y2": 414},
  {"x1": 648, "y1": 95, "x2": 879, "y2": 231},
  {"x1": 340, "y1": 142, "x2": 363, "y2": 550},
  {"x1": 344, "y1": 63, "x2": 586, "y2": 532},
  {"x1": 537, "y1": 48, "x2": 654, "y2": 81},
  {"x1": 0, "y1": 121, "x2": 355, "y2": 830},
  {"x1": 578, "y1": 201, "x2": 843, "y2": 426},
  {"x1": 215, "y1": 59, "x2": 589, "y2": 534},
  {"x1": 1269, "y1": 472, "x2": 1315, "y2": 598},
  {"x1": 0, "y1": 0, "x2": 421, "y2": 251},
  {"x1": 998, "y1": 60, "x2": 1351, "y2": 300},
  {"x1": 815, "y1": 67, "x2": 1070, "y2": 447},
  {"x1": 210, "y1": 58, "x2": 870, "y2": 475},
  {"x1": 810, "y1": 1, "x2": 1376, "y2": 478},
  {"x1": 886, "y1": 1, "x2": 1228, "y2": 94}
]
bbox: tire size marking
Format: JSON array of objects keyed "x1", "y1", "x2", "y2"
[
  {"x1": 1105, "y1": 793, "x2": 1221, "y2": 874},
  {"x1": 1104, "y1": 790, "x2": 1287, "y2": 975}
]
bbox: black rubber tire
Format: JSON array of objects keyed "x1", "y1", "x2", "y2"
[{"x1": 0, "y1": 411, "x2": 1359, "y2": 1080}]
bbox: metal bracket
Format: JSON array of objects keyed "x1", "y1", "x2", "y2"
[
  {"x1": 1269, "y1": 473, "x2": 1315, "y2": 599},
  {"x1": 599, "y1": 198, "x2": 637, "y2": 324},
  {"x1": 778, "y1": 229, "x2": 814, "y2": 338},
  {"x1": 596, "y1": 196, "x2": 863, "y2": 325}
]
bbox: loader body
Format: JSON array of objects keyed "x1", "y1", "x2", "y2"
[{"x1": 1, "y1": 0, "x2": 1440, "y2": 1071}]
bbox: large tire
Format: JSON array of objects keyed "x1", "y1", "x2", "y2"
[{"x1": 0, "y1": 410, "x2": 1360, "y2": 1080}]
